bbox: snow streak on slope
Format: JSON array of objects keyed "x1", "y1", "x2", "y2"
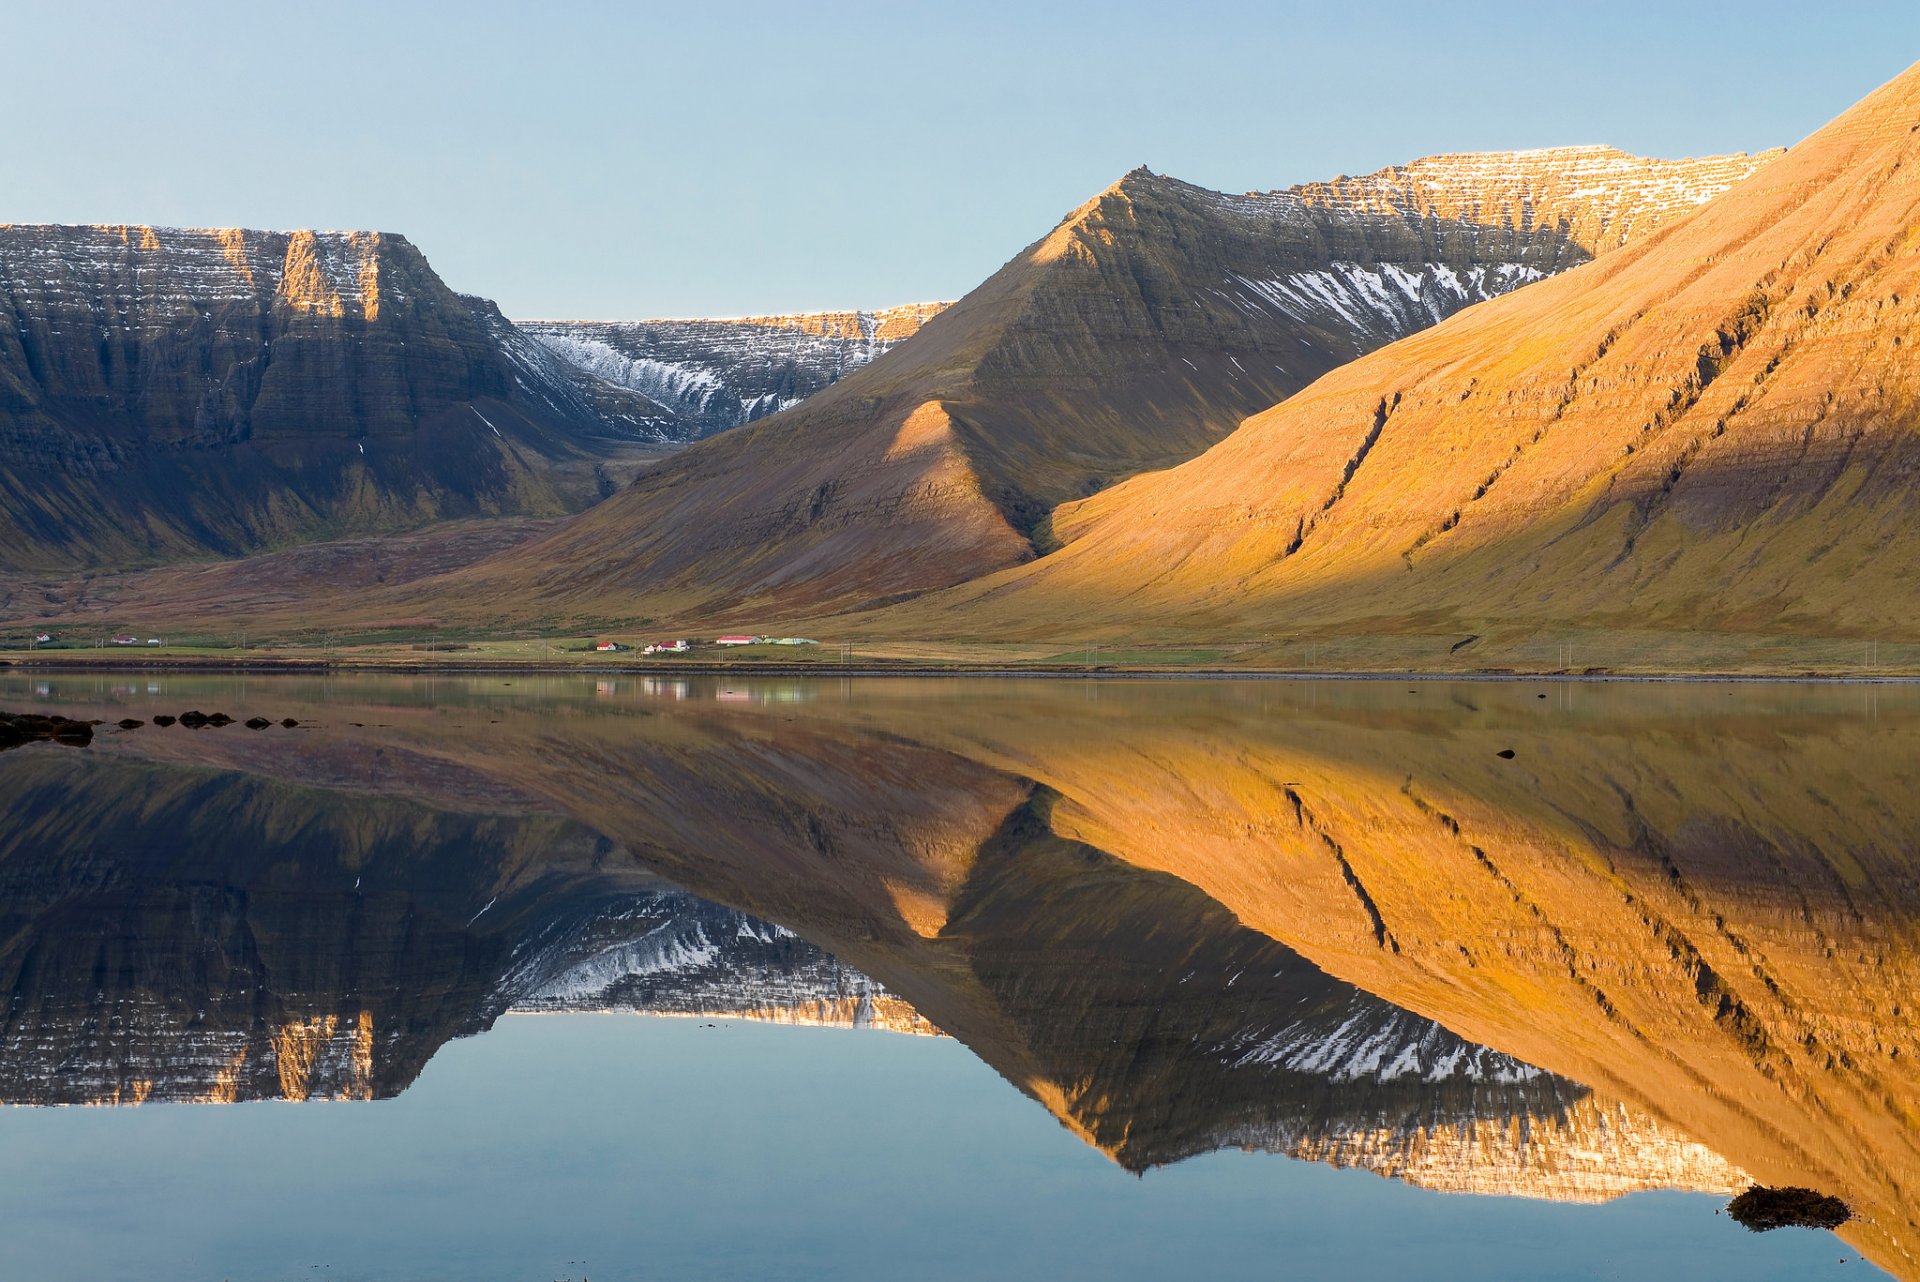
[
  {"x1": 1226, "y1": 262, "x2": 1547, "y2": 345},
  {"x1": 521, "y1": 303, "x2": 950, "y2": 439}
]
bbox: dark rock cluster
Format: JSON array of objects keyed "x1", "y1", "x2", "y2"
[
  {"x1": 0, "y1": 711, "x2": 95, "y2": 750},
  {"x1": 1727, "y1": 1185, "x2": 1852, "y2": 1231}
]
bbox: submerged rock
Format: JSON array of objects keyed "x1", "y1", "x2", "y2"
[
  {"x1": 116, "y1": 718, "x2": 144, "y2": 730},
  {"x1": 244, "y1": 717, "x2": 272, "y2": 730},
  {"x1": 1727, "y1": 1185, "x2": 1851, "y2": 1231}
]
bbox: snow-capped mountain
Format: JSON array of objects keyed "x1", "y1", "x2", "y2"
[{"x1": 519, "y1": 303, "x2": 948, "y2": 439}]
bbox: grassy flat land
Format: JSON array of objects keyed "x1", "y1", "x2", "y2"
[{"x1": 3, "y1": 627, "x2": 1914, "y2": 678}]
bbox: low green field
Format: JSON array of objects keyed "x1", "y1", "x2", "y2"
[{"x1": 2, "y1": 626, "x2": 1914, "y2": 677}]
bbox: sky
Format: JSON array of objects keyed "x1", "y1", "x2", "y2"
[{"x1": 7, "y1": 1, "x2": 1920, "y2": 318}]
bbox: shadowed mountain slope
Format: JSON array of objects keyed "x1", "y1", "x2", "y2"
[
  {"x1": 0, "y1": 226, "x2": 673, "y2": 571},
  {"x1": 900, "y1": 63, "x2": 1920, "y2": 645},
  {"x1": 425, "y1": 147, "x2": 1773, "y2": 623}
]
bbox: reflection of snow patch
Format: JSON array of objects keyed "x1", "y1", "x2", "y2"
[{"x1": 1222, "y1": 1001, "x2": 1545, "y2": 1085}]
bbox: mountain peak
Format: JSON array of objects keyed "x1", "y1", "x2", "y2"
[
  {"x1": 907, "y1": 57, "x2": 1920, "y2": 646},
  {"x1": 406, "y1": 139, "x2": 1793, "y2": 624}
]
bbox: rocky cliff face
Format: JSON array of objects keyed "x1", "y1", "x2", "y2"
[
  {"x1": 435, "y1": 144, "x2": 1776, "y2": 625},
  {"x1": 522, "y1": 303, "x2": 948, "y2": 437},
  {"x1": 0, "y1": 225, "x2": 673, "y2": 570}
]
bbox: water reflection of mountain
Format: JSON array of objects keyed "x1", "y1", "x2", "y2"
[
  {"x1": 10, "y1": 679, "x2": 1909, "y2": 1261},
  {"x1": 0, "y1": 721, "x2": 1743, "y2": 1214},
  {"x1": 0, "y1": 753, "x2": 923, "y2": 1103}
]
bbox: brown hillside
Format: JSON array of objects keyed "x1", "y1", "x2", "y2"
[
  {"x1": 903, "y1": 62, "x2": 1920, "y2": 646},
  {"x1": 432, "y1": 149, "x2": 1772, "y2": 623}
]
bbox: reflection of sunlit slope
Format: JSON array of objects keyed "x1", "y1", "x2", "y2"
[
  {"x1": 905, "y1": 791, "x2": 1743, "y2": 1203},
  {"x1": 347, "y1": 680, "x2": 1905, "y2": 1269},
  {"x1": 843, "y1": 683, "x2": 1920, "y2": 1275},
  {"x1": 88, "y1": 687, "x2": 1753, "y2": 1208}
]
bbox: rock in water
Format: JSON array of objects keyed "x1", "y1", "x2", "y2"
[
  {"x1": 0, "y1": 712, "x2": 94, "y2": 750},
  {"x1": 1728, "y1": 1185, "x2": 1852, "y2": 1231}
]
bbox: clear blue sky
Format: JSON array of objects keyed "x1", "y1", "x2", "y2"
[{"x1": 8, "y1": 2, "x2": 1918, "y2": 318}]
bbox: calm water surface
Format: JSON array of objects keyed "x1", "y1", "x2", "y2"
[{"x1": 0, "y1": 673, "x2": 1910, "y2": 1281}]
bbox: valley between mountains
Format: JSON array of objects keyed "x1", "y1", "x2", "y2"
[{"x1": 11, "y1": 65, "x2": 1920, "y2": 670}]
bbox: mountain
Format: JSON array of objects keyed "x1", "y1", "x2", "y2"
[
  {"x1": 901, "y1": 63, "x2": 1920, "y2": 650},
  {"x1": 522, "y1": 303, "x2": 949, "y2": 437},
  {"x1": 426, "y1": 146, "x2": 1776, "y2": 625},
  {"x1": 0, "y1": 225, "x2": 674, "y2": 571}
]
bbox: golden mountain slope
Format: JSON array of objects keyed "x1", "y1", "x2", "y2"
[
  {"x1": 419, "y1": 148, "x2": 1772, "y2": 624},
  {"x1": 903, "y1": 63, "x2": 1920, "y2": 645}
]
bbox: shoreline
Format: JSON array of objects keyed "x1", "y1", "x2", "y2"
[{"x1": 3, "y1": 656, "x2": 1917, "y2": 684}]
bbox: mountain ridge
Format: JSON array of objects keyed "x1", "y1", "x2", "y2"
[
  {"x1": 891, "y1": 60, "x2": 1920, "y2": 645},
  {"x1": 411, "y1": 143, "x2": 1776, "y2": 627}
]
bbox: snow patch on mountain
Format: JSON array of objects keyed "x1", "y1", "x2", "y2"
[
  {"x1": 519, "y1": 304, "x2": 949, "y2": 439},
  {"x1": 1226, "y1": 261, "x2": 1547, "y2": 344}
]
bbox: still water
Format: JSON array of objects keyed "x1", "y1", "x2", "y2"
[{"x1": 0, "y1": 672, "x2": 1911, "y2": 1280}]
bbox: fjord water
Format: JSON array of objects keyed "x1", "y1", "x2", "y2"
[{"x1": 0, "y1": 674, "x2": 1911, "y2": 1281}]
